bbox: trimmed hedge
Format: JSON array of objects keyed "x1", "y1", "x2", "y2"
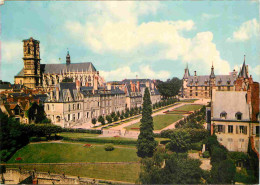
[
  {"x1": 62, "y1": 128, "x2": 102, "y2": 134},
  {"x1": 203, "y1": 151, "x2": 210, "y2": 158},
  {"x1": 158, "y1": 128, "x2": 209, "y2": 143},
  {"x1": 29, "y1": 137, "x2": 47, "y2": 142},
  {"x1": 62, "y1": 137, "x2": 137, "y2": 145}
]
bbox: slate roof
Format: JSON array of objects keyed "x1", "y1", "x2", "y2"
[
  {"x1": 41, "y1": 62, "x2": 96, "y2": 74},
  {"x1": 187, "y1": 74, "x2": 237, "y2": 87},
  {"x1": 16, "y1": 62, "x2": 97, "y2": 77},
  {"x1": 122, "y1": 79, "x2": 153, "y2": 84},
  {"x1": 0, "y1": 84, "x2": 12, "y2": 90}
]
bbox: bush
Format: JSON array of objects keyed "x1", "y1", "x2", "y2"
[
  {"x1": 104, "y1": 144, "x2": 115, "y2": 151},
  {"x1": 190, "y1": 142, "x2": 202, "y2": 151},
  {"x1": 61, "y1": 128, "x2": 101, "y2": 134},
  {"x1": 29, "y1": 137, "x2": 47, "y2": 142},
  {"x1": 113, "y1": 115, "x2": 119, "y2": 122},
  {"x1": 211, "y1": 146, "x2": 228, "y2": 164},
  {"x1": 202, "y1": 151, "x2": 210, "y2": 158},
  {"x1": 62, "y1": 137, "x2": 137, "y2": 145},
  {"x1": 211, "y1": 159, "x2": 236, "y2": 184}
]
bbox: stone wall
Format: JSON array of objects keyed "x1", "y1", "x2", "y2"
[{"x1": 2, "y1": 168, "x2": 108, "y2": 184}]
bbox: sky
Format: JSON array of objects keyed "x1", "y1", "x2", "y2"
[{"x1": 0, "y1": 1, "x2": 259, "y2": 83}]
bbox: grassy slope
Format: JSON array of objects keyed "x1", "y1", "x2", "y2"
[
  {"x1": 125, "y1": 114, "x2": 183, "y2": 130},
  {"x1": 7, "y1": 143, "x2": 139, "y2": 163},
  {"x1": 7, "y1": 163, "x2": 140, "y2": 183}
]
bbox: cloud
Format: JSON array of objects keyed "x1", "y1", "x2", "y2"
[
  {"x1": 65, "y1": 1, "x2": 231, "y2": 76},
  {"x1": 201, "y1": 13, "x2": 220, "y2": 20},
  {"x1": 252, "y1": 65, "x2": 260, "y2": 75},
  {"x1": 100, "y1": 65, "x2": 171, "y2": 81},
  {"x1": 227, "y1": 18, "x2": 260, "y2": 42},
  {"x1": 1, "y1": 41, "x2": 23, "y2": 63}
]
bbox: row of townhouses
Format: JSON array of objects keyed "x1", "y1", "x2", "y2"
[{"x1": 44, "y1": 78, "x2": 161, "y2": 128}]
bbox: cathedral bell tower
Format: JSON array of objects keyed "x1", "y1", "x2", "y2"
[{"x1": 22, "y1": 37, "x2": 41, "y2": 88}]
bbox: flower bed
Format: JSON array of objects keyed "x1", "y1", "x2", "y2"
[
  {"x1": 131, "y1": 128, "x2": 140, "y2": 130},
  {"x1": 83, "y1": 144, "x2": 92, "y2": 147}
]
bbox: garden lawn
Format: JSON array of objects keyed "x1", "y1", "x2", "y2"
[
  {"x1": 174, "y1": 104, "x2": 203, "y2": 112},
  {"x1": 179, "y1": 99, "x2": 198, "y2": 103},
  {"x1": 6, "y1": 163, "x2": 140, "y2": 183},
  {"x1": 125, "y1": 114, "x2": 183, "y2": 130},
  {"x1": 7, "y1": 143, "x2": 139, "y2": 163}
]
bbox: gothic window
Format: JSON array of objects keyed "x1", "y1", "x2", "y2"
[
  {"x1": 27, "y1": 43, "x2": 30, "y2": 54},
  {"x1": 88, "y1": 76, "x2": 91, "y2": 82}
]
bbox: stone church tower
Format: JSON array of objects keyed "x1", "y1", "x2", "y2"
[{"x1": 15, "y1": 37, "x2": 41, "y2": 89}]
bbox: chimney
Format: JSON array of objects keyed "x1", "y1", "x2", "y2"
[
  {"x1": 194, "y1": 71, "x2": 197, "y2": 76},
  {"x1": 56, "y1": 87, "x2": 59, "y2": 101},
  {"x1": 76, "y1": 80, "x2": 81, "y2": 91},
  {"x1": 50, "y1": 91, "x2": 53, "y2": 100},
  {"x1": 145, "y1": 81, "x2": 149, "y2": 88},
  {"x1": 107, "y1": 83, "x2": 111, "y2": 90},
  {"x1": 137, "y1": 81, "x2": 140, "y2": 92},
  {"x1": 92, "y1": 76, "x2": 98, "y2": 94},
  {"x1": 151, "y1": 82, "x2": 155, "y2": 90}
]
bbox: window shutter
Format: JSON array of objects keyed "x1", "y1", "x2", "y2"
[
  {"x1": 244, "y1": 126, "x2": 247, "y2": 135},
  {"x1": 253, "y1": 126, "x2": 256, "y2": 135},
  {"x1": 236, "y1": 126, "x2": 239, "y2": 134},
  {"x1": 223, "y1": 125, "x2": 225, "y2": 133}
]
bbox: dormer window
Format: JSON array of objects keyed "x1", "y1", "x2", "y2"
[
  {"x1": 227, "y1": 80, "x2": 231, "y2": 85},
  {"x1": 218, "y1": 79, "x2": 222, "y2": 85},
  {"x1": 235, "y1": 112, "x2": 242, "y2": 120},
  {"x1": 220, "y1": 111, "x2": 227, "y2": 119}
]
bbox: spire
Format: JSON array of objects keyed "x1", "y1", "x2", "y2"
[
  {"x1": 183, "y1": 63, "x2": 190, "y2": 79},
  {"x1": 66, "y1": 50, "x2": 71, "y2": 65},
  {"x1": 210, "y1": 62, "x2": 215, "y2": 78},
  {"x1": 240, "y1": 55, "x2": 248, "y2": 78}
]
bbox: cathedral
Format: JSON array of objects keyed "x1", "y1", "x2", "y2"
[{"x1": 14, "y1": 37, "x2": 104, "y2": 92}]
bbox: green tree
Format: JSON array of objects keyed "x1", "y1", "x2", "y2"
[
  {"x1": 114, "y1": 115, "x2": 119, "y2": 122},
  {"x1": 211, "y1": 159, "x2": 236, "y2": 184},
  {"x1": 106, "y1": 115, "x2": 112, "y2": 123},
  {"x1": 98, "y1": 115, "x2": 105, "y2": 125},
  {"x1": 91, "y1": 118, "x2": 97, "y2": 126},
  {"x1": 137, "y1": 88, "x2": 157, "y2": 158},
  {"x1": 157, "y1": 77, "x2": 182, "y2": 99},
  {"x1": 116, "y1": 111, "x2": 120, "y2": 117},
  {"x1": 139, "y1": 152, "x2": 202, "y2": 184},
  {"x1": 166, "y1": 131, "x2": 191, "y2": 153},
  {"x1": 111, "y1": 112, "x2": 116, "y2": 118}
]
